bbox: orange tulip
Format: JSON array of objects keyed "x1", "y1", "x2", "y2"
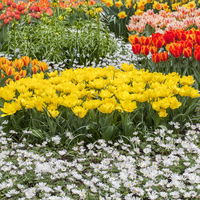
[
  {"x1": 128, "y1": 35, "x2": 139, "y2": 45},
  {"x1": 13, "y1": 59, "x2": 24, "y2": 70},
  {"x1": 169, "y1": 43, "x2": 183, "y2": 58},
  {"x1": 1, "y1": 74, "x2": 5, "y2": 78},
  {"x1": 141, "y1": 45, "x2": 149, "y2": 55},
  {"x1": 139, "y1": 36, "x2": 151, "y2": 46},
  {"x1": 152, "y1": 53, "x2": 161, "y2": 63},
  {"x1": 160, "y1": 51, "x2": 168, "y2": 62},
  {"x1": 19, "y1": 70, "x2": 27, "y2": 77},
  {"x1": 14, "y1": 74, "x2": 21, "y2": 81},
  {"x1": 32, "y1": 65, "x2": 39, "y2": 74},
  {"x1": 6, "y1": 67, "x2": 15, "y2": 76},
  {"x1": 149, "y1": 46, "x2": 158, "y2": 54},
  {"x1": 21, "y1": 56, "x2": 30, "y2": 66},
  {"x1": 183, "y1": 48, "x2": 192, "y2": 58},
  {"x1": 39, "y1": 62, "x2": 48, "y2": 72}
]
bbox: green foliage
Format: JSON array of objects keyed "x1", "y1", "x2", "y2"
[
  {"x1": 2, "y1": 96, "x2": 199, "y2": 144},
  {"x1": 2, "y1": 16, "x2": 117, "y2": 67},
  {"x1": 135, "y1": 56, "x2": 200, "y2": 89},
  {"x1": 100, "y1": 0, "x2": 136, "y2": 40},
  {"x1": 0, "y1": 24, "x2": 9, "y2": 49}
]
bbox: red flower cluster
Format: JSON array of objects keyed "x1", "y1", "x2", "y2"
[
  {"x1": 129, "y1": 29, "x2": 200, "y2": 63},
  {"x1": 0, "y1": 0, "x2": 53, "y2": 24}
]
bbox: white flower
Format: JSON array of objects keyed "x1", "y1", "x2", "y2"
[
  {"x1": 24, "y1": 188, "x2": 36, "y2": 199},
  {"x1": 65, "y1": 131, "x2": 74, "y2": 140},
  {"x1": 143, "y1": 147, "x2": 151, "y2": 154},
  {"x1": 170, "y1": 191, "x2": 180, "y2": 199},
  {"x1": 58, "y1": 150, "x2": 67, "y2": 156},
  {"x1": 51, "y1": 136, "x2": 61, "y2": 145}
]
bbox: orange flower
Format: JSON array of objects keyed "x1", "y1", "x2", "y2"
[
  {"x1": 141, "y1": 45, "x2": 149, "y2": 55},
  {"x1": 32, "y1": 65, "x2": 39, "y2": 74},
  {"x1": 88, "y1": 0, "x2": 96, "y2": 5},
  {"x1": 128, "y1": 35, "x2": 139, "y2": 45},
  {"x1": 160, "y1": 51, "x2": 168, "y2": 62},
  {"x1": 169, "y1": 43, "x2": 183, "y2": 58},
  {"x1": 183, "y1": 48, "x2": 192, "y2": 58},
  {"x1": 139, "y1": 36, "x2": 151, "y2": 46},
  {"x1": 105, "y1": 0, "x2": 113, "y2": 7},
  {"x1": 152, "y1": 53, "x2": 161, "y2": 63},
  {"x1": 14, "y1": 73, "x2": 21, "y2": 81},
  {"x1": 6, "y1": 67, "x2": 15, "y2": 76},
  {"x1": 118, "y1": 11, "x2": 127, "y2": 19},
  {"x1": 13, "y1": 59, "x2": 24, "y2": 71},
  {"x1": 39, "y1": 62, "x2": 48, "y2": 72},
  {"x1": 21, "y1": 56, "x2": 31, "y2": 66},
  {"x1": 152, "y1": 37, "x2": 165, "y2": 48},
  {"x1": 184, "y1": 40, "x2": 193, "y2": 49},
  {"x1": 115, "y1": 1, "x2": 123, "y2": 8},
  {"x1": 149, "y1": 46, "x2": 158, "y2": 54},
  {"x1": 19, "y1": 70, "x2": 27, "y2": 77}
]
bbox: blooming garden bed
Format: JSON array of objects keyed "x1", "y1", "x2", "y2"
[{"x1": 0, "y1": 0, "x2": 200, "y2": 199}]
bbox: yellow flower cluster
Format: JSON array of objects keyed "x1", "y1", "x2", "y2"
[
  {"x1": 101, "y1": 0, "x2": 133, "y2": 8},
  {"x1": 86, "y1": 7, "x2": 103, "y2": 16},
  {"x1": 136, "y1": 0, "x2": 197, "y2": 14},
  {"x1": 0, "y1": 64, "x2": 199, "y2": 118},
  {"x1": 0, "y1": 57, "x2": 48, "y2": 84}
]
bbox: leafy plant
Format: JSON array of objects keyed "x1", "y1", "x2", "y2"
[
  {"x1": 3, "y1": 15, "x2": 117, "y2": 67},
  {"x1": 100, "y1": 0, "x2": 136, "y2": 40}
]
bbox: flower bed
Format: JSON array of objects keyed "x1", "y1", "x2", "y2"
[{"x1": 0, "y1": 0, "x2": 200, "y2": 199}]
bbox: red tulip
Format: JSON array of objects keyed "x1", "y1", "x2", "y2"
[
  {"x1": 160, "y1": 51, "x2": 168, "y2": 62},
  {"x1": 141, "y1": 45, "x2": 149, "y2": 55},
  {"x1": 0, "y1": 3, "x2": 3, "y2": 11},
  {"x1": 149, "y1": 46, "x2": 158, "y2": 54},
  {"x1": 14, "y1": 14, "x2": 20, "y2": 20},
  {"x1": 0, "y1": 14, "x2": 6, "y2": 20},
  {"x1": 152, "y1": 53, "x2": 161, "y2": 63},
  {"x1": 132, "y1": 44, "x2": 141, "y2": 55},
  {"x1": 194, "y1": 46, "x2": 200, "y2": 61},
  {"x1": 11, "y1": 2, "x2": 17, "y2": 8},
  {"x1": 6, "y1": 0, "x2": 13, "y2": 6},
  {"x1": 196, "y1": 34, "x2": 200, "y2": 45},
  {"x1": 139, "y1": 36, "x2": 151, "y2": 46},
  {"x1": 3, "y1": 18, "x2": 10, "y2": 24},
  {"x1": 152, "y1": 35, "x2": 165, "y2": 49},
  {"x1": 183, "y1": 48, "x2": 192, "y2": 58},
  {"x1": 169, "y1": 44, "x2": 183, "y2": 58},
  {"x1": 17, "y1": 4, "x2": 25, "y2": 11},
  {"x1": 163, "y1": 31, "x2": 175, "y2": 44}
]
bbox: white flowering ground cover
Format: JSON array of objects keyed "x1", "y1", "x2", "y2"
[
  {"x1": 0, "y1": 122, "x2": 200, "y2": 200},
  {"x1": 44, "y1": 35, "x2": 137, "y2": 71}
]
